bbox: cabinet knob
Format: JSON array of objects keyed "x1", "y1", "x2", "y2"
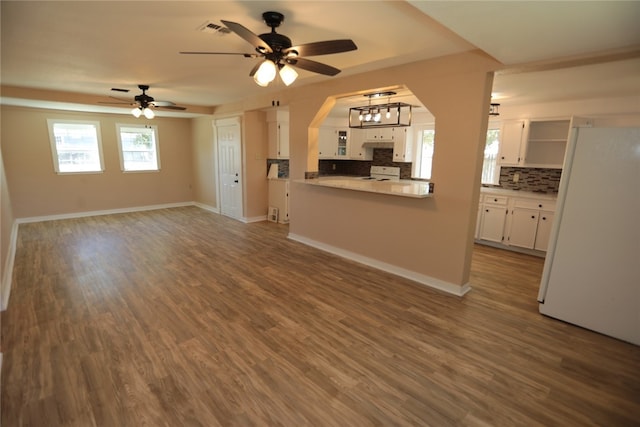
[
  {"x1": 486, "y1": 209, "x2": 489, "y2": 212},
  {"x1": 531, "y1": 215, "x2": 536, "y2": 219},
  {"x1": 539, "y1": 204, "x2": 543, "y2": 208},
  {"x1": 542, "y1": 216, "x2": 547, "y2": 220},
  {"x1": 494, "y1": 198, "x2": 498, "y2": 202}
]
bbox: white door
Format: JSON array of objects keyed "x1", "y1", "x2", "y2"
[{"x1": 216, "y1": 118, "x2": 242, "y2": 220}]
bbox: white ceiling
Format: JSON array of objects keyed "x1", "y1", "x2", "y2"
[{"x1": 1, "y1": 1, "x2": 639, "y2": 116}]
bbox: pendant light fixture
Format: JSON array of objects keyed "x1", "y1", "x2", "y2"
[
  {"x1": 131, "y1": 105, "x2": 155, "y2": 119},
  {"x1": 349, "y1": 91, "x2": 412, "y2": 129},
  {"x1": 278, "y1": 64, "x2": 298, "y2": 86}
]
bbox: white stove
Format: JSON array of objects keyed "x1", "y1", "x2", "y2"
[{"x1": 361, "y1": 166, "x2": 401, "y2": 181}]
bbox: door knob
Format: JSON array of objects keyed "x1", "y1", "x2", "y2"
[{"x1": 234, "y1": 180, "x2": 239, "y2": 183}]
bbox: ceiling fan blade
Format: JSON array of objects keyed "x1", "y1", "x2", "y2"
[
  {"x1": 180, "y1": 51, "x2": 258, "y2": 58},
  {"x1": 220, "y1": 20, "x2": 272, "y2": 54},
  {"x1": 150, "y1": 100, "x2": 176, "y2": 107},
  {"x1": 284, "y1": 39, "x2": 357, "y2": 57},
  {"x1": 156, "y1": 105, "x2": 187, "y2": 111},
  {"x1": 98, "y1": 101, "x2": 132, "y2": 105},
  {"x1": 287, "y1": 57, "x2": 341, "y2": 76}
]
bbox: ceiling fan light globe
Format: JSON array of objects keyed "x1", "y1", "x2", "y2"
[
  {"x1": 132, "y1": 107, "x2": 142, "y2": 118},
  {"x1": 254, "y1": 60, "x2": 277, "y2": 86},
  {"x1": 279, "y1": 64, "x2": 298, "y2": 86},
  {"x1": 143, "y1": 107, "x2": 155, "y2": 119}
]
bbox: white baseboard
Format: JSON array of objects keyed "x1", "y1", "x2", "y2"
[
  {"x1": 193, "y1": 202, "x2": 219, "y2": 214},
  {"x1": 243, "y1": 215, "x2": 268, "y2": 223},
  {"x1": 16, "y1": 201, "x2": 195, "y2": 225},
  {"x1": 288, "y1": 233, "x2": 471, "y2": 297}
]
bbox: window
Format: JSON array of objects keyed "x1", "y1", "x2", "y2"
[
  {"x1": 414, "y1": 127, "x2": 435, "y2": 179},
  {"x1": 116, "y1": 124, "x2": 160, "y2": 172},
  {"x1": 482, "y1": 128, "x2": 500, "y2": 185},
  {"x1": 47, "y1": 120, "x2": 104, "y2": 173}
]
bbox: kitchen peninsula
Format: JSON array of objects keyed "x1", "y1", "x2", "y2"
[{"x1": 298, "y1": 176, "x2": 433, "y2": 198}]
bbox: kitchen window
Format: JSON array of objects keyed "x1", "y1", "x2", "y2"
[
  {"x1": 482, "y1": 128, "x2": 500, "y2": 185},
  {"x1": 116, "y1": 124, "x2": 160, "y2": 172},
  {"x1": 414, "y1": 127, "x2": 435, "y2": 179},
  {"x1": 47, "y1": 120, "x2": 104, "y2": 174}
]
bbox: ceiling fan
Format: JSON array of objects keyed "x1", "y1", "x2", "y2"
[
  {"x1": 180, "y1": 11, "x2": 357, "y2": 87},
  {"x1": 100, "y1": 85, "x2": 187, "y2": 118}
]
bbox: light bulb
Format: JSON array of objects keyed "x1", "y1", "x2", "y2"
[
  {"x1": 365, "y1": 110, "x2": 372, "y2": 121},
  {"x1": 279, "y1": 64, "x2": 298, "y2": 86},
  {"x1": 254, "y1": 60, "x2": 277, "y2": 87},
  {"x1": 374, "y1": 110, "x2": 382, "y2": 122},
  {"x1": 143, "y1": 107, "x2": 155, "y2": 119},
  {"x1": 358, "y1": 112, "x2": 363, "y2": 121},
  {"x1": 132, "y1": 107, "x2": 142, "y2": 118},
  {"x1": 386, "y1": 107, "x2": 391, "y2": 119}
]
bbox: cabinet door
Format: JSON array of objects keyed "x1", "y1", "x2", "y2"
[
  {"x1": 479, "y1": 205, "x2": 507, "y2": 243},
  {"x1": 507, "y1": 208, "x2": 539, "y2": 249},
  {"x1": 349, "y1": 129, "x2": 372, "y2": 160},
  {"x1": 499, "y1": 120, "x2": 527, "y2": 166},
  {"x1": 393, "y1": 128, "x2": 411, "y2": 161},
  {"x1": 534, "y1": 211, "x2": 554, "y2": 251},
  {"x1": 318, "y1": 127, "x2": 336, "y2": 159}
]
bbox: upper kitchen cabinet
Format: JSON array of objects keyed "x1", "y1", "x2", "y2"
[
  {"x1": 498, "y1": 119, "x2": 528, "y2": 166},
  {"x1": 498, "y1": 118, "x2": 570, "y2": 168},
  {"x1": 364, "y1": 127, "x2": 394, "y2": 142},
  {"x1": 524, "y1": 119, "x2": 570, "y2": 168},
  {"x1": 392, "y1": 127, "x2": 412, "y2": 162},
  {"x1": 349, "y1": 129, "x2": 373, "y2": 160},
  {"x1": 319, "y1": 127, "x2": 349, "y2": 159},
  {"x1": 267, "y1": 109, "x2": 289, "y2": 159}
]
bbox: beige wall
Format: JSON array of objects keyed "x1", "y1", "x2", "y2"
[
  {"x1": 241, "y1": 111, "x2": 268, "y2": 220},
  {"x1": 191, "y1": 116, "x2": 217, "y2": 209},
  {"x1": 1, "y1": 106, "x2": 195, "y2": 218},
  {"x1": 212, "y1": 51, "x2": 499, "y2": 292}
]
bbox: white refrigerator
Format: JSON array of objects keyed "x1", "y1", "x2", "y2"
[{"x1": 538, "y1": 125, "x2": 640, "y2": 345}]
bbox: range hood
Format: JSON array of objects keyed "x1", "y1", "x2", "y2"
[{"x1": 361, "y1": 141, "x2": 394, "y2": 149}]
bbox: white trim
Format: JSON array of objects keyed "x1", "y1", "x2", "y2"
[
  {"x1": 16, "y1": 202, "x2": 194, "y2": 225},
  {"x1": 242, "y1": 215, "x2": 268, "y2": 224},
  {"x1": 1, "y1": 221, "x2": 19, "y2": 311},
  {"x1": 193, "y1": 202, "x2": 220, "y2": 214},
  {"x1": 288, "y1": 233, "x2": 471, "y2": 297}
]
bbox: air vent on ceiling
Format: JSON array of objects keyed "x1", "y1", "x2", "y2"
[{"x1": 197, "y1": 21, "x2": 231, "y2": 35}]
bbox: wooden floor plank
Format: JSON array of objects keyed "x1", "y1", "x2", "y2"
[{"x1": 2, "y1": 206, "x2": 639, "y2": 426}]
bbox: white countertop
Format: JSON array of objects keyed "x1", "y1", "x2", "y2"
[
  {"x1": 298, "y1": 176, "x2": 433, "y2": 198},
  {"x1": 480, "y1": 186, "x2": 557, "y2": 200}
]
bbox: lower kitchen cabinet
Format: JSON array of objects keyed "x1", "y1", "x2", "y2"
[
  {"x1": 476, "y1": 191, "x2": 557, "y2": 255},
  {"x1": 477, "y1": 195, "x2": 508, "y2": 243},
  {"x1": 506, "y1": 208, "x2": 539, "y2": 248},
  {"x1": 506, "y1": 197, "x2": 557, "y2": 251}
]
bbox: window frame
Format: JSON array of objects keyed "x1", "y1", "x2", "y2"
[
  {"x1": 47, "y1": 119, "x2": 105, "y2": 174},
  {"x1": 481, "y1": 126, "x2": 501, "y2": 185},
  {"x1": 115, "y1": 123, "x2": 161, "y2": 173},
  {"x1": 413, "y1": 125, "x2": 435, "y2": 180}
]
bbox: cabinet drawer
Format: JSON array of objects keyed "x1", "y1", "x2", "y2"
[
  {"x1": 483, "y1": 195, "x2": 508, "y2": 206},
  {"x1": 514, "y1": 198, "x2": 556, "y2": 211}
]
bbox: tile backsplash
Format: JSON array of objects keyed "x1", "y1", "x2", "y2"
[{"x1": 492, "y1": 167, "x2": 562, "y2": 193}]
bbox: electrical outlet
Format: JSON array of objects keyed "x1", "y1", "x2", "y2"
[{"x1": 513, "y1": 173, "x2": 520, "y2": 183}]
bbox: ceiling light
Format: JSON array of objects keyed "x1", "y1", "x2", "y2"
[
  {"x1": 131, "y1": 107, "x2": 142, "y2": 118},
  {"x1": 254, "y1": 60, "x2": 277, "y2": 87},
  {"x1": 143, "y1": 107, "x2": 155, "y2": 119},
  {"x1": 279, "y1": 64, "x2": 298, "y2": 86}
]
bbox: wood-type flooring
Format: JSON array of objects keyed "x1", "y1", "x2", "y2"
[{"x1": 2, "y1": 206, "x2": 639, "y2": 426}]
